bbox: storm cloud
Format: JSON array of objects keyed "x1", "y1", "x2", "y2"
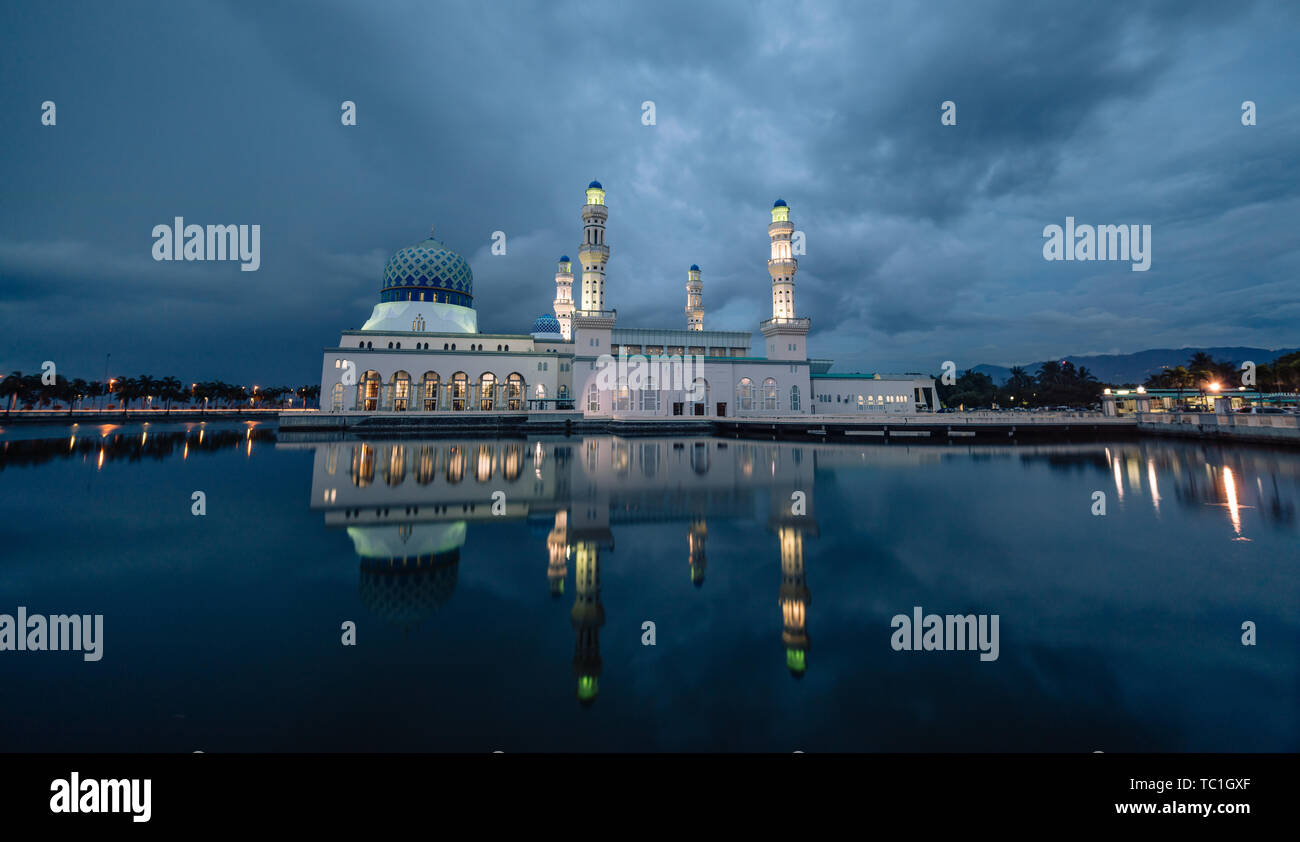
[{"x1": 1, "y1": 0, "x2": 1297, "y2": 383}]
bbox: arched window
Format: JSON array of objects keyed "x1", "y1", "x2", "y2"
[
  {"x1": 451, "y1": 372, "x2": 469, "y2": 411},
  {"x1": 359, "y1": 370, "x2": 381, "y2": 412},
  {"x1": 474, "y1": 444, "x2": 495, "y2": 482},
  {"x1": 789, "y1": 385, "x2": 801, "y2": 412},
  {"x1": 642, "y1": 375, "x2": 659, "y2": 412},
  {"x1": 502, "y1": 443, "x2": 523, "y2": 481},
  {"x1": 415, "y1": 445, "x2": 437, "y2": 485},
  {"x1": 330, "y1": 382, "x2": 344, "y2": 412},
  {"x1": 479, "y1": 372, "x2": 497, "y2": 411},
  {"x1": 421, "y1": 372, "x2": 439, "y2": 411},
  {"x1": 445, "y1": 445, "x2": 466, "y2": 483},
  {"x1": 391, "y1": 371, "x2": 412, "y2": 411},
  {"x1": 857, "y1": 394, "x2": 865, "y2": 411},
  {"x1": 691, "y1": 378, "x2": 708, "y2": 416},
  {"x1": 737, "y1": 377, "x2": 754, "y2": 412},
  {"x1": 497, "y1": 344, "x2": 502, "y2": 352},
  {"x1": 763, "y1": 377, "x2": 778, "y2": 411},
  {"x1": 506, "y1": 372, "x2": 524, "y2": 410},
  {"x1": 587, "y1": 383, "x2": 600, "y2": 413},
  {"x1": 350, "y1": 444, "x2": 375, "y2": 487},
  {"x1": 383, "y1": 445, "x2": 407, "y2": 486}
]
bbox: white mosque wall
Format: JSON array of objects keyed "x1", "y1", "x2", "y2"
[{"x1": 320, "y1": 346, "x2": 573, "y2": 412}]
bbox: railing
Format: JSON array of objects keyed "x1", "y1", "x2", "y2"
[{"x1": 759, "y1": 317, "x2": 811, "y2": 330}]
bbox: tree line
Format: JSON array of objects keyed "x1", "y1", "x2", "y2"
[
  {"x1": 1143, "y1": 350, "x2": 1300, "y2": 393},
  {"x1": 1, "y1": 371, "x2": 320, "y2": 413},
  {"x1": 936, "y1": 351, "x2": 1299, "y2": 410},
  {"x1": 936, "y1": 360, "x2": 1102, "y2": 409}
]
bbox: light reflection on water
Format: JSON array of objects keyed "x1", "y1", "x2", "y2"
[{"x1": 0, "y1": 424, "x2": 1296, "y2": 752}]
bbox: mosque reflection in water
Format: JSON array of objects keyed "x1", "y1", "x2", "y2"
[
  {"x1": 283, "y1": 434, "x2": 1300, "y2": 707},
  {"x1": 294, "y1": 436, "x2": 823, "y2": 704}
]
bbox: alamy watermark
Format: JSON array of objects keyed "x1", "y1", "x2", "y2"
[
  {"x1": 0, "y1": 607, "x2": 103, "y2": 661},
  {"x1": 890, "y1": 606, "x2": 999, "y2": 661},
  {"x1": 1043, "y1": 216, "x2": 1151, "y2": 272},
  {"x1": 594, "y1": 349, "x2": 706, "y2": 400},
  {"x1": 152, "y1": 217, "x2": 260, "y2": 271}
]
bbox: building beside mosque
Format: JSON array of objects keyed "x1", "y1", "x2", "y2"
[{"x1": 318, "y1": 181, "x2": 937, "y2": 418}]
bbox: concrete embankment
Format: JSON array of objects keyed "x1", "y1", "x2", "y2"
[
  {"x1": 276, "y1": 410, "x2": 1138, "y2": 442},
  {"x1": 1137, "y1": 412, "x2": 1300, "y2": 446}
]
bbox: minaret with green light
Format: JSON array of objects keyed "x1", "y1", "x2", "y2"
[
  {"x1": 760, "y1": 199, "x2": 811, "y2": 361},
  {"x1": 553, "y1": 256, "x2": 575, "y2": 341},
  {"x1": 771, "y1": 482, "x2": 817, "y2": 679},
  {"x1": 578, "y1": 181, "x2": 609, "y2": 314},
  {"x1": 570, "y1": 541, "x2": 605, "y2": 705},
  {"x1": 686, "y1": 264, "x2": 704, "y2": 331}
]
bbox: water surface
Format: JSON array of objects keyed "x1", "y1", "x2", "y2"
[{"x1": 1, "y1": 422, "x2": 1296, "y2": 751}]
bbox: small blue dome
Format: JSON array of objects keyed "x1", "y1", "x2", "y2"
[
  {"x1": 531, "y1": 314, "x2": 562, "y2": 336},
  {"x1": 689, "y1": 264, "x2": 700, "y2": 271},
  {"x1": 773, "y1": 198, "x2": 787, "y2": 208},
  {"x1": 559, "y1": 255, "x2": 570, "y2": 263},
  {"x1": 588, "y1": 180, "x2": 602, "y2": 189}
]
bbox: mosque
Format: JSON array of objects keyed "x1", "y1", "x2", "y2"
[{"x1": 318, "y1": 181, "x2": 938, "y2": 418}]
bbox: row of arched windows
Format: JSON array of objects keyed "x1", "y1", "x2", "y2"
[
  {"x1": 583, "y1": 377, "x2": 801, "y2": 414},
  {"x1": 336, "y1": 370, "x2": 532, "y2": 412},
  {"x1": 348, "y1": 442, "x2": 527, "y2": 487}
]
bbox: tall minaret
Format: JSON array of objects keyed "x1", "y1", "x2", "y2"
[
  {"x1": 571, "y1": 540, "x2": 605, "y2": 706},
  {"x1": 768, "y1": 199, "x2": 796, "y2": 318},
  {"x1": 578, "y1": 181, "x2": 609, "y2": 313},
  {"x1": 760, "y1": 199, "x2": 810, "y2": 361},
  {"x1": 685, "y1": 264, "x2": 704, "y2": 331},
  {"x1": 770, "y1": 480, "x2": 816, "y2": 679},
  {"x1": 553, "y1": 256, "x2": 575, "y2": 340},
  {"x1": 547, "y1": 511, "x2": 569, "y2": 598}
]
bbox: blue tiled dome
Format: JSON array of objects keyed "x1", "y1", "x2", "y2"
[
  {"x1": 559, "y1": 255, "x2": 570, "y2": 263},
  {"x1": 380, "y1": 233, "x2": 473, "y2": 307},
  {"x1": 773, "y1": 198, "x2": 787, "y2": 208},
  {"x1": 532, "y1": 313, "x2": 562, "y2": 336},
  {"x1": 690, "y1": 264, "x2": 700, "y2": 271},
  {"x1": 588, "y1": 180, "x2": 602, "y2": 189}
]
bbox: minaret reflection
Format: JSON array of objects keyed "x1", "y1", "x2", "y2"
[
  {"x1": 571, "y1": 541, "x2": 605, "y2": 706},
  {"x1": 688, "y1": 519, "x2": 707, "y2": 587},
  {"x1": 547, "y1": 511, "x2": 569, "y2": 598},
  {"x1": 772, "y1": 483, "x2": 818, "y2": 679}
]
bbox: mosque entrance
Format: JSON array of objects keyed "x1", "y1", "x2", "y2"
[{"x1": 716, "y1": 402, "x2": 727, "y2": 417}]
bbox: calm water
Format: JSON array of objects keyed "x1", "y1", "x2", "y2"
[{"x1": 1, "y1": 421, "x2": 1296, "y2": 752}]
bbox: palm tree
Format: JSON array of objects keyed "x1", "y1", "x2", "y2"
[
  {"x1": 0, "y1": 371, "x2": 21, "y2": 414},
  {"x1": 159, "y1": 376, "x2": 183, "y2": 412}
]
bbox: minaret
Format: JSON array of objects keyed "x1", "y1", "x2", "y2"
[
  {"x1": 578, "y1": 181, "x2": 609, "y2": 313},
  {"x1": 686, "y1": 265, "x2": 704, "y2": 331},
  {"x1": 571, "y1": 541, "x2": 605, "y2": 706},
  {"x1": 760, "y1": 199, "x2": 811, "y2": 361},
  {"x1": 547, "y1": 511, "x2": 569, "y2": 598},
  {"x1": 778, "y1": 526, "x2": 810, "y2": 678},
  {"x1": 768, "y1": 199, "x2": 796, "y2": 318},
  {"x1": 771, "y1": 481, "x2": 817, "y2": 679},
  {"x1": 553, "y1": 256, "x2": 575, "y2": 341}
]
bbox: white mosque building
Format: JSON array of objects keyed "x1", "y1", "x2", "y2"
[{"x1": 318, "y1": 181, "x2": 937, "y2": 419}]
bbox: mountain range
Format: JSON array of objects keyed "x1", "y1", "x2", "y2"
[{"x1": 970, "y1": 347, "x2": 1299, "y2": 386}]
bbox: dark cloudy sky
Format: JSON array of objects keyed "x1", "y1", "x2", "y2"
[{"x1": 2, "y1": 0, "x2": 1297, "y2": 385}]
